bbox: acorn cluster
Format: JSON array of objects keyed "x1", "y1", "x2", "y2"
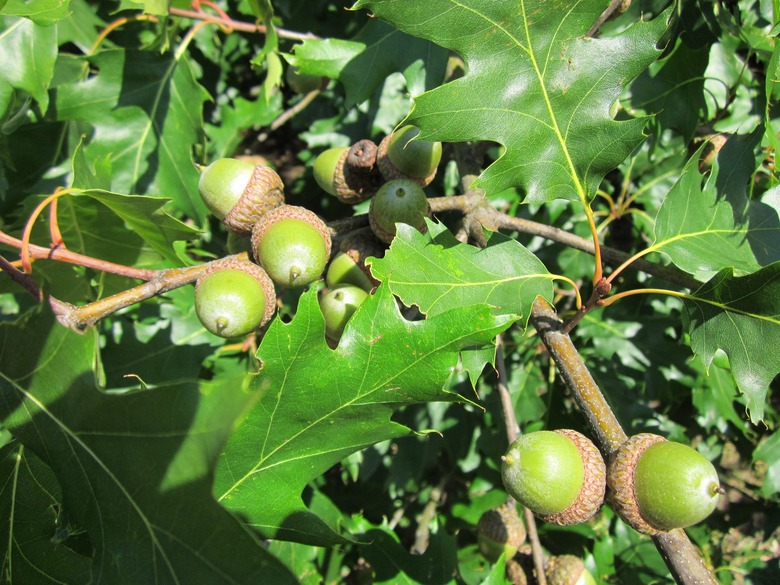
[
  {"x1": 498, "y1": 429, "x2": 721, "y2": 536},
  {"x1": 313, "y1": 125, "x2": 441, "y2": 244},
  {"x1": 192, "y1": 126, "x2": 442, "y2": 341}
]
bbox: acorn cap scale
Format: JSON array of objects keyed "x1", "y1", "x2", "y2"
[
  {"x1": 223, "y1": 164, "x2": 285, "y2": 235},
  {"x1": 477, "y1": 503, "x2": 526, "y2": 563},
  {"x1": 545, "y1": 555, "x2": 597, "y2": 585},
  {"x1": 607, "y1": 433, "x2": 666, "y2": 535},
  {"x1": 539, "y1": 429, "x2": 606, "y2": 526}
]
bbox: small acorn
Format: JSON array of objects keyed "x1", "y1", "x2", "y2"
[
  {"x1": 545, "y1": 555, "x2": 597, "y2": 585},
  {"x1": 314, "y1": 140, "x2": 382, "y2": 204},
  {"x1": 194, "y1": 258, "x2": 276, "y2": 338},
  {"x1": 501, "y1": 430, "x2": 606, "y2": 526},
  {"x1": 505, "y1": 559, "x2": 528, "y2": 585},
  {"x1": 251, "y1": 205, "x2": 332, "y2": 288},
  {"x1": 327, "y1": 229, "x2": 385, "y2": 291},
  {"x1": 607, "y1": 434, "x2": 721, "y2": 534},
  {"x1": 285, "y1": 66, "x2": 324, "y2": 94},
  {"x1": 198, "y1": 158, "x2": 285, "y2": 235},
  {"x1": 319, "y1": 284, "x2": 369, "y2": 342},
  {"x1": 477, "y1": 503, "x2": 526, "y2": 563},
  {"x1": 368, "y1": 179, "x2": 431, "y2": 244},
  {"x1": 313, "y1": 147, "x2": 349, "y2": 197},
  {"x1": 376, "y1": 125, "x2": 441, "y2": 187}
]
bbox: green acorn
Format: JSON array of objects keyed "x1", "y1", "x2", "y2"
[
  {"x1": 607, "y1": 434, "x2": 721, "y2": 534},
  {"x1": 501, "y1": 430, "x2": 606, "y2": 526},
  {"x1": 477, "y1": 503, "x2": 526, "y2": 563},
  {"x1": 194, "y1": 258, "x2": 276, "y2": 338},
  {"x1": 368, "y1": 179, "x2": 431, "y2": 244},
  {"x1": 376, "y1": 125, "x2": 441, "y2": 187},
  {"x1": 198, "y1": 158, "x2": 285, "y2": 235},
  {"x1": 251, "y1": 205, "x2": 332, "y2": 288}
]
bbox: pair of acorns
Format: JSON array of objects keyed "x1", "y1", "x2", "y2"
[
  {"x1": 496, "y1": 430, "x2": 721, "y2": 536},
  {"x1": 192, "y1": 125, "x2": 440, "y2": 339},
  {"x1": 477, "y1": 504, "x2": 597, "y2": 583}
]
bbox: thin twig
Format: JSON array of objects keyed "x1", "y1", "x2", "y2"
[
  {"x1": 428, "y1": 194, "x2": 703, "y2": 290},
  {"x1": 0, "y1": 230, "x2": 156, "y2": 281},
  {"x1": 168, "y1": 7, "x2": 320, "y2": 41},
  {"x1": 48, "y1": 256, "x2": 247, "y2": 333},
  {"x1": 586, "y1": 0, "x2": 630, "y2": 38},
  {"x1": 256, "y1": 88, "x2": 323, "y2": 143},
  {"x1": 495, "y1": 334, "x2": 547, "y2": 585},
  {"x1": 0, "y1": 255, "x2": 42, "y2": 301}
]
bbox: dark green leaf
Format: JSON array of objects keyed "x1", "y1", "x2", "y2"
[
  {"x1": 628, "y1": 40, "x2": 708, "y2": 141},
  {"x1": 0, "y1": 308, "x2": 297, "y2": 584},
  {"x1": 353, "y1": 0, "x2": 668, "y2": 203},
  {"x1": 0, "y1": 443, "x2": 92, "y2": 584},
  {"x1": 683, "y1": 264, "x2": 780, "y2": 423},
  {"x1": 214, "y1": 285, "x2": 512, "y2": 545}
]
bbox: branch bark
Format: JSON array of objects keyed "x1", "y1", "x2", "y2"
[{"x1": 530, "y1": 297, "x2": 719, "y2": 585}]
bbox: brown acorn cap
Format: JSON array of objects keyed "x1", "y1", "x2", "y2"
[
  {"x1": 196, "y1": 256, "x2": 277, "y2": 327},
  {"x1": 332, "y1": 140, "x2": 382, "y2": 204},
  {"x1": 545, "y1": 555, "x2": 587, "y2": 585},
  {"x1": 251, "y1": 204, "x2": 333, "y2": 263},
  {"x1": 505, "y1": 559, "x2": 528, "y2": 585},
  {"x1": 607, "y1": 433, "x2": 667, "y2": 535},
  {"x1": 477, "y1": 502, "x2": 527, "y2": 551},
  {"x1": 224, "y1": 165, "x2": 285, "y2": 235},
  {"x1": 339, "y1": 228, "x2": 386, "y2": 287},
  {"x1": 538, "y1": 429, "x2": 606, "y2": 526},
  {"x1": 376, "y1": 133, "x2": 437, "y2": 188}
]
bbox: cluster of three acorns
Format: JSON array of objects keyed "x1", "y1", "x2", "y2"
[{"x1": 193, "y1": 126, "x2": 441, "y2": 340}]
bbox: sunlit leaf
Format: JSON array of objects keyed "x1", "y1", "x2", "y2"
[
  {"x1": 54, "y1": 49, "x2": 210, "y2": 221},
  {"x1": 650, "y1": 131, "x2": 779, "y2": 280},
  {"x1": 214, "y1": 285, "x2": 512, "y2": 546},
  {"x1": 0, "y1": 16, "x2": 57, "y2": 115},
  {"x1": 353, "y1": 0, "x2": 669, "y2": 203},
  {"x1": 370, "y1": 222, "x2": 554, "y2": 324}
]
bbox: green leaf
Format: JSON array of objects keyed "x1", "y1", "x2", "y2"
[
  {"x1": 54, "y1": 49, "x2": 210, "y2": 222},
  {"x1": 352, "y1": 0, "x2": 668, "y2": 203},
  {"x1": 73, "y1": 190, "x2": 201, "y2": 266},
  {"x1": 0, "y1": 16, "x2": 57, "y2": 114},
  {"x1": 649, "y1": 131, "x2": 778, "y2": 280},
  {"x1": 369, "y1": 222, "x2": 554, "y2": 324},
  {"x1": 1, "y1": 0, "x2": 71, "y2": 25},
  {"x1": 0, "y1": 443, "x2": 92, "y2": 584},
  {"x1": 753, "y1": 431, "x2": 780, "y2": 498},
  {"x1": 118, "y1": 0, "x2": 169, "y2": 15},
  {"x1": 627, "y1": 40, "x2": 709, "y2": 141},
  {"x1": 356, "y1": 520, "x2": 460, "y2": 585},
  {"x1": 0, "y1": 309, "x2": 297, "y2": 584},
  {"x1": 683, "y1": 264, "x2": 780, "y2": 423},
  {"x1": 214, "y1": 285, "x2": 512, "y2": 546},
  {"x1": 289, "y1": 18, "x2": 448, "y2": 106}
]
